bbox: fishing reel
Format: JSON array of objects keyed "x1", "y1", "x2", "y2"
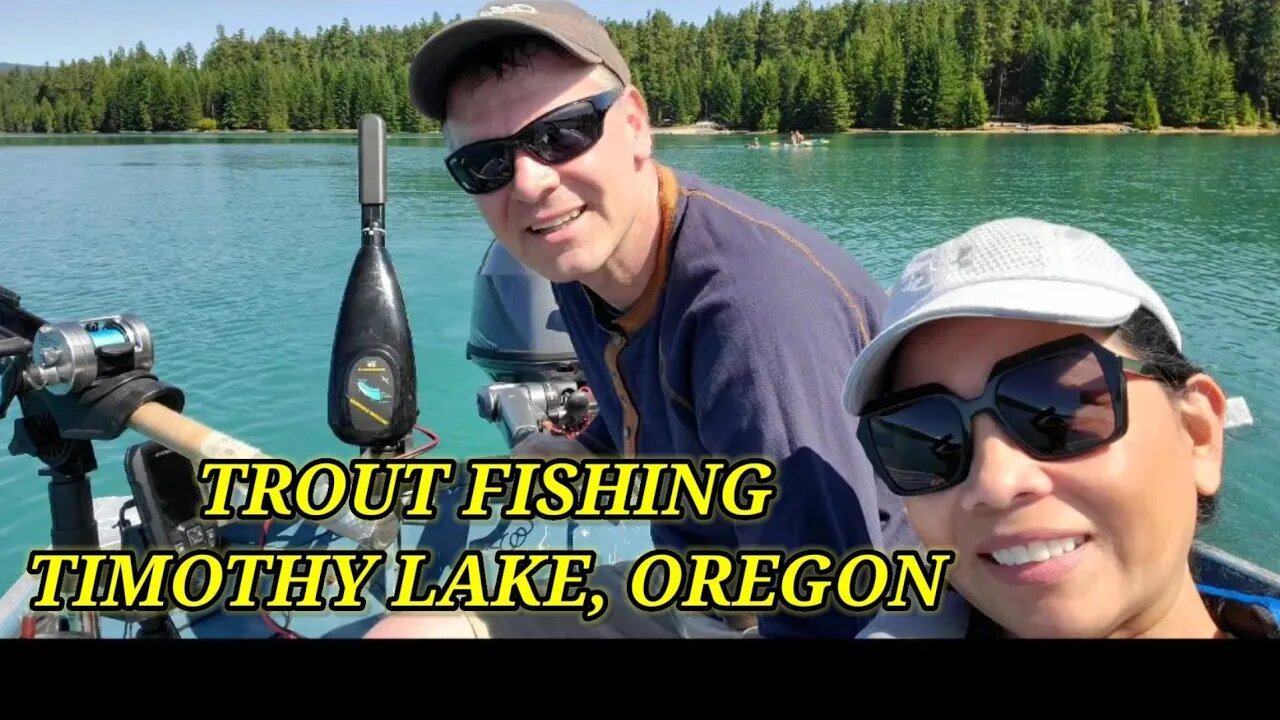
[
  {"x1": 1, "y1": 294, "x2": 138, "y2": 400},
  {"x1": 1, "y1": 288, "x2": 185, "y2": 640},
  {"x1": 22, "y1": 315, "x2": 153, "y2": 395}
]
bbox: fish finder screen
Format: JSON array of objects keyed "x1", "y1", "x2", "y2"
[{"x1": 149, "y1": 449, "x2": 203, "y2": 526}]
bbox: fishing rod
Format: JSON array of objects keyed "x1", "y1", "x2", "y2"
[{"x1": 0, "y1": 294, "x2": 407, "y2": 638}]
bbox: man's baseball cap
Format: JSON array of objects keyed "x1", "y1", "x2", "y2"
[
  {"x1": 842, "y1": 217, "x2": 1183, "y2": 414},
  {"x1": 409, "y1": 1, "x2": 632, "y2": 122}
]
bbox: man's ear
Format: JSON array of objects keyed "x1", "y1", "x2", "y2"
[
  {"x1": 623, "y1": 86, "x2": 652, "y2": 162},
  {"x1": 1178, "y1": 373, "x2": 1228, "y2": 499}
]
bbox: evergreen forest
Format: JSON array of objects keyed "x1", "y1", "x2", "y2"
[{"x1": 1, "y1": 0, "x2": 1277, "y2": 134}]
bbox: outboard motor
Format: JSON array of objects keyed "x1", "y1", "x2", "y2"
[{"x1": 467, "y1": 240, "x2": 596, "y2": 448}]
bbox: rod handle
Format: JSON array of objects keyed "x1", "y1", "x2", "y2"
[{"x1": 358, "y1": 114, "x2": 387, "y2": 207}]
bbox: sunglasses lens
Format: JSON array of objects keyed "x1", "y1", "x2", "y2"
[
  {"x1": 866, "y1": 396, "x2": 968, "y2": 494},
  {"x1": 447, "y1": 144, "x2": 514, "y2": 194},
  {"x1": 995, "y1": 347, "x2": 1117, "y2": 456},
  {"x1": 528, "y1": 105, "x2": 605, "y2": 163},
  {"x1": 445, "y1": 90, "x2": 619, "y2": 194}
]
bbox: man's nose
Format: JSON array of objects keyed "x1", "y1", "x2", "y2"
[
  {"x1": 958, "y1": 415, "x2": 1054, "y2": 512},
  {"x1": 508, "y1": 150, "x2": 559, "y2": 202}
]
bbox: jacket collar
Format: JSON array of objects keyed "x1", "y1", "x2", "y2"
[{"x1": 609, "y1": 162, "x2": 681, "y2": 337}]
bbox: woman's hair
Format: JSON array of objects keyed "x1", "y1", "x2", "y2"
[{"x1": 1115, "y1": 307, "x2": 1216, "y2": 525}]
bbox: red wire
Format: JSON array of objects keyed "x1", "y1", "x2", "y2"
[
  {"x1": 541, "y1": 386, "x2": 595, "y2": 439},
  {"x1": 257, "y1": 424, "x2": 442, "y2": 639},
  {"x1": 393, "y1": 425, "x2": 440, "y2": 459},
  {"x1": 256, "y1": 517, "x2": 301, "y2": 639}
]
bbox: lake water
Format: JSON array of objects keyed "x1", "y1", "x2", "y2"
[{"x1": 0, "y1": 131, "x2": 1276, "y2": 584}]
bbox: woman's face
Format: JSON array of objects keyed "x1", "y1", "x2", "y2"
[{"x1": 889, "y1": 317, "x2": 1226, "y2": 638}]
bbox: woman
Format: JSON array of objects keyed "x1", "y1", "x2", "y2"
[{"x1": 842, "y1": 217, "x2": 1278, "y2": 639}]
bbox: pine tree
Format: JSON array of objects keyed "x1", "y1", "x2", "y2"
[
  {"x1": 1134, "y1": 82, "x2": 1161, "y2": 130},
  {"x1": 0, "y1": 1, "x2": 1275, "y2": 134},
  {"x1": 955, "y1": 73, "x2": 990, "y2": 127},
  {"x1": 706, "y1": 60, "x2": 743, "y2": 127},
  {"x1": 1109, "y1": 27, "x2": 1148, "y2": 121},
  {"x1": 815, "y1": 58, "x2": 851, "y2": 132},
  {"x1": 1051, "y1": 21, "x2": 1110, "y2": 123},
  {"x1": 1236, "y1": 92, "x2": 1260, "y2": 126},
  {"x1": 1023, "y1": 25, "x2": 1059, "y2": 120},
  {"x1": 1161, "y1": 25, "x2": 1208, "y2": 126},
  {"x1": 870, "y1": 34, "x2": 905, "y2": 129},
  {"x1": 1203, "y1": 49, "x2": 1239, "y2": 128},
  {"x1": 743, "y1": 57, "x2": 782, "y2": 131}
]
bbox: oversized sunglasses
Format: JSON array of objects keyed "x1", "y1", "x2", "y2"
[
  {"x1": 443, "y1": 87, "x2": 624, "y2": 194},
  {"x1": 856, "y1": 334, "x2": 1161, "y2": 497}
]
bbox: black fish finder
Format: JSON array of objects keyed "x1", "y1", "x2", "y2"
[
  {"x1": 123, "y1": 440, "x2": 220, "y2": 556},
  {"x1": 117, "y1": 440, "x2": 223, "y2": 633}
]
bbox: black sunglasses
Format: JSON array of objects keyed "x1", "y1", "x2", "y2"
[
  {"x1": 856, "y1": 334, "x2": 1161, "y2": 497},
  {"x1": 443, "y1": 87, "x2": 624, "y2": 195}
]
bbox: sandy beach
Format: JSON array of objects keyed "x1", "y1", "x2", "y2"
[{"x1": 651, "y1": 120, "x2": 1280, "y2": 136}]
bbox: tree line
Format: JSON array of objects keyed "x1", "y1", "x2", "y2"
[{"x1": 1, "y1": 0, "x2": 1278, "y2": 135}]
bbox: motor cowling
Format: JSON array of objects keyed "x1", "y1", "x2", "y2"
[
  {"x1": 466, "y1": 240, "x2": 581, "y2": 384},
  {"x1": 466, "y1": 240, "x2": 594, "y2": 448}
]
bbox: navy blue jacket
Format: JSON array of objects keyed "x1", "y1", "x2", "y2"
[{"x1": 551, "y1": 164, "x2": 916, "y2": 638}]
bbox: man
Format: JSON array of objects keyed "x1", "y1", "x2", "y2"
[{"x1": 367, "y1": 0, "x2": 915, "y2": 639}]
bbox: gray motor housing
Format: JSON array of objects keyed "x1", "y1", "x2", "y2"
[{"x1": 466, "y1": 240, "x2": 581, "y2": 384}]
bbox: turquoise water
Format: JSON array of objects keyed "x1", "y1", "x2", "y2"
[{"x1": 0, "y1": 131, "x2": 1276, "y2": 584}]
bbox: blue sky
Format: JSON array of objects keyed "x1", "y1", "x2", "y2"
[{"x1": 3, "y1": 0, "x2": 822, "y2": 66}]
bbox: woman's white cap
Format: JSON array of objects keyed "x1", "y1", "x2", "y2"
[{"x1": 842, "y1": 218, "x2": 1182, "y2": 414}]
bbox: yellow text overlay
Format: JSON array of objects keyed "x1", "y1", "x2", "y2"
[
  {"x1": 386, "y1": 550, "x2": 607, "y2": 621},
  {"x1": 194, "y1": 457, "x2": 780, "y2": 524},
  {"x1": 26, "y1": 549, "x2": 386, "y2": 614},
  {"x1": 198, "y1": 459, "x2": 457, "y2": 521},
  {"x1": 460, "y1": 458, "x2": 778, "y2": 521},
  {"x1": 24, "y1": 549, "x2": 609, "y2": 621},
  {"x1": 626, "y1": 549, "x2": 956, "y2": 614}
]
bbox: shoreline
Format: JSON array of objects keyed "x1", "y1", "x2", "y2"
[
  {"x1": 651, "y1": 121, "x2": 1280, "y2": 136},
  {"x1": 4, "y1": 121, "x2": 1278, "y2": 138}
]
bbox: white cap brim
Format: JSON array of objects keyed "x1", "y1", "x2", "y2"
[{"x1": 842, "y1": 278, "x2": 1142, "y2": 414}]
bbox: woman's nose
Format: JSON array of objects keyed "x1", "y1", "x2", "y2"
[{"x1": 958, "y1": 415, "x2": 1054, "y2": 512}]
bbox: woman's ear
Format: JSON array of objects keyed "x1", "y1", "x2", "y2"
[{"x1": 1178, "y1": 373, "x2": 1228, "y2": 498}]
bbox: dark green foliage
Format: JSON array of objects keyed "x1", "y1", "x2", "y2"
[
  {"x1": 955, "y1": 72, "x2": 990, "y2": 127},
  {"x1": 0, "y1": 1, "x2": 1275, "y2": 133},
  {"x1": 1134, "y1": 82, "x2": 1162, "y2": 130},
  {"x1": 1236, "y1": 91, "x2": 1260, "y2": 126},
  {"x1": 815, "y1": 54, "x2": 852, "y2": 131}
]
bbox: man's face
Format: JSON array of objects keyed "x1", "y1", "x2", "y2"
[{"x1": 443, "y1": 49, "x2": 652, "y2": 285}]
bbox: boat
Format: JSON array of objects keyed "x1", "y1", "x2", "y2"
[
  {"x1": 0, "y1": 115, "x2": 654, "y2": 640},
  {"x1": 763, "y1": 138, "x2": 829, "y2": 149},
  {"x1": 1, "y1": 116, "x2": 1275, "y2": 639},
  {"x1": 0, "y1": 221, "x2": 647, "y2": 639},
  {"x1": 745, "y1": 137, "x2": 831, "y2": 149}
]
